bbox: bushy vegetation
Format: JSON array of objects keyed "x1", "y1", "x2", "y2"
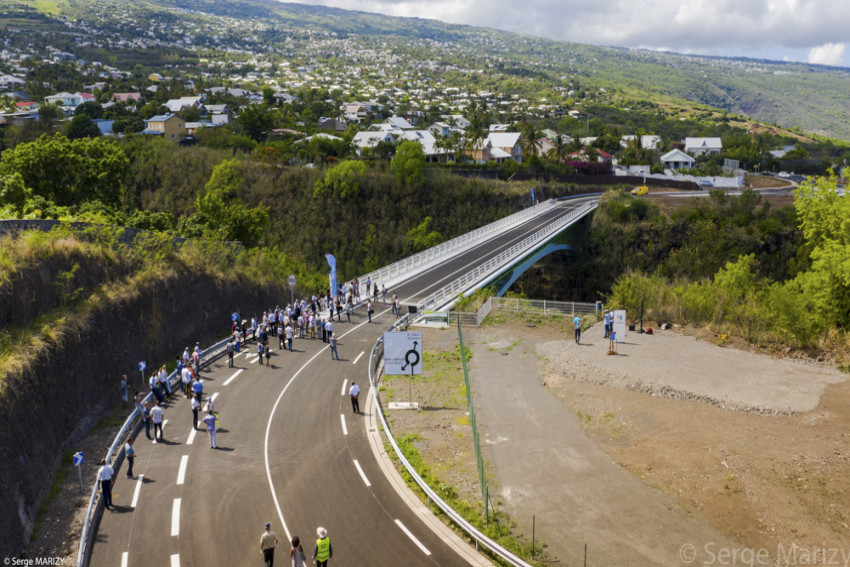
[{"x1": 607, "y1": 177, "x2": 849, "y2": 357}]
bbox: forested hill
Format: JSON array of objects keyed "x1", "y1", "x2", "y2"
[{"x1": 8, "y1": 0, "x2": 850, "y2": 139}]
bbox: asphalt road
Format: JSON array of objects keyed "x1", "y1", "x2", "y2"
[{"x1": 87, "y1": 199, "x2": 594, "y2": 567}]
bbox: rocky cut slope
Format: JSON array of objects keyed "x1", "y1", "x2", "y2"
[{"x1": 0, "y1": 227, "x2": 289, "y2": 558}]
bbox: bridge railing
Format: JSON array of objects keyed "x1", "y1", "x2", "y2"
[
  {"x1": 368, "y1": 318, "x2": 532, "y2": 567},
  {"x1": 354, "y1": 200, "x2": 556, "y2": 290},
  {"x1": 415, "y1": 201, "x2": 597, "y2": 313},
  {"x1": 77, "y1": 335, "x2": 233, "y2": 567}
]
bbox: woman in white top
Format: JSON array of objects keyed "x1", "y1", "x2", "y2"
[{"x1": 289, "y1": 536, "x2": 306, "y2": 567}]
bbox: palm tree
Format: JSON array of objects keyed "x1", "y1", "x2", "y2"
[
  {"x1": 548, "y1": 134, "x2": 569, "y2": 165},
  {"x1": 520, "y1": 122, "x2": 540, "y2": 161}
]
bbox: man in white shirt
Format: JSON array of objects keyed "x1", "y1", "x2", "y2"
[
  {"x1": 150, "y1": 402, "x2": 164, "y2": 442},
  {"x1": 349, "y1": 381, "x2": 360, "y2": 414},
  {"x1": 97, "y1": 458, "x2": 114, "y2": 510}
]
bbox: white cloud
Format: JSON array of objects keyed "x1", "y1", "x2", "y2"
[
  {"x1": 807, "y1": 43, "x2": 846, "y2": 66},
  {"x1": 293, "y1": 0, "x2": 850, "y2": 67}
]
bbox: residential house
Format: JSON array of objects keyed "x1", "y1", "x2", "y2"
[
  {"x1": 660, "y1": 148, "x2": 696, "y2": 170},
  {"x1": 148, "y1": 73, "x2": 164, "y2": 82},
  {"x1": 93, "y1": 119, "x2": 115, "y2": 136},
  {"x1": 382, "y1": 116, "x2": 414, "y2": 130},
  {"x1": 569, "y1": 148, "x2": 613, "y2": 163},
  {"x1": 535, "y1": 137, "x2": 556, "y2": 156},
  {"x1": 768, "y1": 145, "x2": 796, "y2": 159},
  {"x1": 164, "y1": 97, "x2": 205, "y2": 114},
  {"x1": 398, "y1": 130, "x2": 453, "y2": 163},
  {"x1": 317, "y1": 118, "x2": 347, "y2": 132},
  {"x1": 44, "y1": 92, "x2": 84, "y2": 108},
  {"x1": 352, "y1": 131, "x2": 395, "y2": 156},
  {"x1": 486, "y1": 132, "x2": 522, "y2": 163},
  {"x1": 142, "y1": 114, "x2": 186, "y2": 141},
  {"x1": 0, "y1": 74, "x2": 25, "y2": 91},
  {"x1": 428, "y1": 122, "x2": 453, "y2": 138},
  {"x1": 620, "y1": 134, "x2": 662, "y2": 150},
  {"x1": 205, "y1": 104, "x2": 231, "y2": 125},
  {"x1": 443, "y1": 114, "x2": 470, "y2": 129},
  {"x1": 15, "y1": 101, "x2": 39, "y2": 111},
  {"x1": 341, "y1": 103, "x2": 369, "y2": 123},
  {"x1": 112, "y1": 92, "x2": 142, "y2": 104},
  {"x1": 684, "y1": 137, "x2": 722, "y2": 156}
]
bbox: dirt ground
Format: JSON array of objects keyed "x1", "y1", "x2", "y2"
[{"x1": 389, "y1": 313, "x2": 850, "y2": 566}]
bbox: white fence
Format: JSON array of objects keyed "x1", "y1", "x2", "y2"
[
  {"x1": 415, "y1": 201, "x2": 597, "y2": 314},
  {"x1": 491, "y1": 297, "x2": 598, "y2": 317},
  {"x1": 354, "y1": 200, "x2": 556, "y2": 290}
]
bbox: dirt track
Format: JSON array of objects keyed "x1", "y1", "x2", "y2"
[{"x1": 460, "y1": 317, "x2": 850, "y2": 566}]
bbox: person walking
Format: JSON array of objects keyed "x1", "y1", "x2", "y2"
[
  {"x1": 150, "y1": 401, "x2": 164, "y2": 442},
  {"x1": 329, "y1": 335, "x2": 339, "y2": 361},
  {"x1": 202, "y1": 409, "x2": 218, "y2": 449},
  {"x1": 349, "y1": 381, "x2": 360, "y2": 413},
  {"x1": 603, "y1": 309, "x2": 612, "y2": 339},
  {"x1": 265, "y1": 341, "x2": 272, "y2": 366},
  {"x1": 142, "y1": 401, "x2": 152, "y2": 440},
  {"x1": 285, "y1": 323, "x2": 294, "y2": 352},
  {"x1": 119, "y1": 375, "x2": 129, "y2": 409},
  {"x1": 381, "y1": 284, "x2": 387, "y2": 304},
  {"x1": 573, "y1": 314, "x2": 582, "y2": 344},
  {"x1": 192, "y1": 376, "x2": 204, "y2": 400},
  {"x1": 290, "y1": 536, "x2": 306, "y2": 567},
  {"x1": 366, "y1": 300, "x2": 373, "y2": 323},
  {"x1": 258, "y1": 341, "x2": 265, "y2": 364},
  {"x1": 149, "y1": 373, "x2": 164, "y2": 404},
  {"x1": 260, "y1": 522, "x2": 279, "y2": 567},
  {"x1": 313, "y1": 527, "x2": 332, "y2": 567},
  {"x1": 124, "y1": 437, "x2": 136, "y2": 478},
  {"x1": 97, "y1": 458, "x2": 114, "y2": 510},
  {"x1": 191, "y1": 394, "x2": 200, "y2": 430},
  {"x1": 227, "y1": 339, "x2": 235, "y2": 368},
  {"x1": 325, "y1": 320, "x2": 333, "y2": 343}
]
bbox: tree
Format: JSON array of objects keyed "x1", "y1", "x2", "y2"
[
  {"x1": 237, "y1": 104, "x2": 277, "y2": 142},
  {"x1": 520, "y1": 122, "x2": 540, "y2": 160},
  {"x1": 0, "y1": 172, "x2": 31, "y2": 213},
  {"x1": 66, "y1": 115, "x2": 101, "y2": 140},
  {"x1": 74, "y1": 101, "x2": 104, "y2": 120},
  {"x1": 314, "y1": 160, "x2": 368, "y2": 199},
  {"x1": 404, "y1": 216, "x2": 443, "y2": 254},
  {"x1": 391, "y1": 140, "x2": 425, "y2": 188}
]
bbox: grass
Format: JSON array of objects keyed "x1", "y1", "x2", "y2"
[
  {"x1": 30, "y1": 450, "x2": 73, "y2": 543},
  {"x1": 389, "y1": 435, "x2": 554, "y2": 566}
]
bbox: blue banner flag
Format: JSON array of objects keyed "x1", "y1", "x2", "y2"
[
  {"x1": 325, "y1": 254, "x2": 338, "y2": 299},
  {"x1": 531, "y1": 187, "x2": 535, "y2": 206}
]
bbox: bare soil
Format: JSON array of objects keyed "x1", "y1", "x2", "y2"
[{"x1": 388, "y1": 314, "x2": 850, "y2": 566}]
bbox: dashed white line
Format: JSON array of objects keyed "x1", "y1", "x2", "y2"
[
  {"x1": 171, "y1": 498, "x2": 181, "y2": 536},
  {"x1": 186, "y1": 428, "x2": 197, "y2": 445},
  {"x1": 340, "y1": 379, "x2": 348, "y2": 396},
  {"x1": 394, "y1": 519, "x2": 432, "y2": 555},
  {"x1": 130, "y1": 474, "x2": 144, "y2": 508},
  {"x1": 121, "y1": 551, "x2": 128, "y2": 567},
  {"x1": 176, "y1": 455, "x2": 188, "y2": 485},
  {"x1": 353, "y1": 459, "x2": 371, "y2": 487},
  {"x1": 352, "y1": 351, "x2": 364, "y2": 365},
  {"x1": 223, "y1": 369, "x2": 243, "y2": 386},
  {"x1": 170, "y1": 554, "x2": 180, "y2": 567},
  {"x1": 340, "y1": 414, "x2": 348, "y2": 436}
]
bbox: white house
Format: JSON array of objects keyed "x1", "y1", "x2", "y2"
[
  {"x1": 660, "y1": 149, "x2": 696, "y2": 170},
  {"x1": 382, "y1": 116, "x2": 414, "y2": 130},
  {"x1": 352, "y1": 131, "x2": 395, "y2": 155},
  {"x1": 620, "y1": 135, "x2": 662, "y2": 150},
  {"x1": 0, "y1": 74, "x2": 25, "y2": 90},
  {"x1": 398, "y1": 130, "x2": 453, "y2": 163},
  {"x1": 44, "y1": 92, "x2": 84, "y2": 108},
  {"x1": 684, "y1": 137, "x2": 722, "y2": 156},
  {"x1": 164, "y1": 97, "x2": 205, "y2": 114}
]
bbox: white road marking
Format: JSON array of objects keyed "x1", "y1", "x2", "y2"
[
  {"x1": 353, "y1": 459, "x2": 371, "y2": 487},
  {"x1": 340, "y1": 414, "x2": 348, "y2": 436},
  {"x1": 171, "y1": 498, "x2": 181, "y2": 536},
  {"x1": 340, "y1": 379, "x2": 348, "y2": 396},
  {"x1": 264, "y1": 320, "x2": 374, "y2": 544},
  {"x1": 186, "y1": 428, "x2": 196, "y2": 445},
  {"x1": 352, "y1": 351, "x2": 364, "y2": 365},
  {"x1": 394, "y1": 519, "x2": 432, "y2": 555},
  {"x1": 176, "y1": 455, "x2": 188, "y2": 485},
  {"x1": 130, "y1": 474, "x2": 144, "y2": 508},
  {"x1": 121, "y1": 552, "x2": 128, "y2": 567},
  {"x1": 223, "y1": 369, "x2": 243, "y2": 386},
  {"x1": 170, "y1": 554, "x2": 180, "y2": 567}
]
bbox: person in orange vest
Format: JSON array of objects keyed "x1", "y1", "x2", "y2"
[{"x1": 312, "y1": 526, "x2": 332, "y2": 566}]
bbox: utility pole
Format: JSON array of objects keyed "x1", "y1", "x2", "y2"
[{"x1": 586, "y1": 113, "x2": 591, "y2": 132}]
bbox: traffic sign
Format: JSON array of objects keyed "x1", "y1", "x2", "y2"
[
  {"x1": 73, "y1": 452, "x2": 84, "y2": 466},
  {"x1": 138, "y1": 361, "x2": 146, "y2": 372},
  {"x1": 288, "y1": 274, "x2": 297, "y2": 288},
  {"x1": 384, "y1": 331, "x2": 423, "y2": 375}
]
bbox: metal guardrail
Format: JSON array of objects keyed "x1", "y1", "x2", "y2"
[
  {"x1": 415, "y1": 201, "x2": 598, "y2": 313},
  {"x1": 354, "y1": 200, "x2": 556, "y2": 290},
  {"x1": 76, "y1": 335, "x2": 234, "y2": 567},
  {"x1": 368, "y1": 317, "x2": 532, "y2": 566}
]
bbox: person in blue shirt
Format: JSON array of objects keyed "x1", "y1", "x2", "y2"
[
  {"x1": 192, "y1": 376, "x2": 204, "y2": 401},
  {"x1": 603, "y1": 310, "x2": 612, "y2": 338},
  {"x1": 573, "y1": 315, "x2": 582, "y2": 344}
]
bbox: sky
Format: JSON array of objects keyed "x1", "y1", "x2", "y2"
[{"x1": 290, "y1": 0, "x2": 850, "y2": 68}]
